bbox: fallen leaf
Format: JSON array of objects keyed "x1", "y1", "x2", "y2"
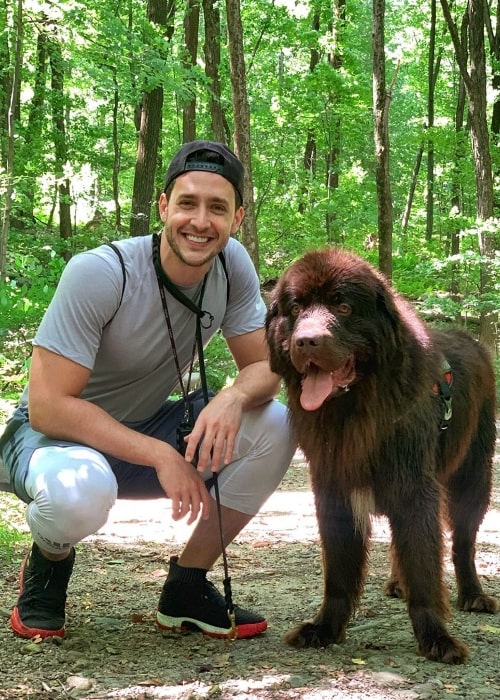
[{"x1": 212, "y1": 653, "x2": 231, "y2": 667}]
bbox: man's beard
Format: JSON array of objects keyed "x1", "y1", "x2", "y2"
[{"x1": 166, "y1": 227, "x2": 220, "y2": 268}]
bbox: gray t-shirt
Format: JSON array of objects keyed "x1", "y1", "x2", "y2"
[{"x1": 22, "y1": 235, "x2": 266, "y2": 422}]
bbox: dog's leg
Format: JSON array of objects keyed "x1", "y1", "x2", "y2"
[
  {"x1": 284, "y1": 494, "x2": 368, "y2": 649},
  {"x1": 447, "y1": 427, "x2": 498, "y2": 614},
  {"x1": 384, "y1": 542, "x2": 408, "y2": 600},
  {"x1": 387, "y1": 480, "x2": 469, "y2": 664}
]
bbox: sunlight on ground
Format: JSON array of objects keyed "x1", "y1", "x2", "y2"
[{"x1": 85, "y1": 484, "x2": 500, "y2": 564}]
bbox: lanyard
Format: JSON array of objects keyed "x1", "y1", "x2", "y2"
[{"x1": 152, "y1": 233, "x2": 212, "y2": 407}]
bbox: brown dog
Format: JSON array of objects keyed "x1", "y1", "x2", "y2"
[{"x1": 265, "y1": 248, "x2": 498, "y2": 664}]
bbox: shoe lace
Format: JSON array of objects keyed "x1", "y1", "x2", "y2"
[{"x1": 23, "y1": 557, "x2": 71, "y2": 614}]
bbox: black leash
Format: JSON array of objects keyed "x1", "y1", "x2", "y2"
[{"x1": 152, "y1": 233, "x2": 237, "y2": 638}]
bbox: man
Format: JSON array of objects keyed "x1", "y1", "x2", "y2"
[{"x1": 0, "y1": 140, "x2": 295, "y2": 641}]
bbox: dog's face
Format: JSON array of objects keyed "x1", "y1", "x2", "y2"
[{"x1": 265, "y1": 248, "x2": 405, "y2": 411}]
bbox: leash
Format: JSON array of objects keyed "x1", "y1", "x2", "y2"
[
  {"x1": 432, "y1": 357, "x2": 453, "y2": 430},
  {"x1": 152, "y1": 233, "x2": 237, "y2": 638}
]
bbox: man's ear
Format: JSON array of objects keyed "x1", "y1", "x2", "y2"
[
  {"x1": 158, "y1": 192, "x2": 168, "y2": 222},
  {"x1": 231, "y1": 205, "x2": 245, "y2": 234}
]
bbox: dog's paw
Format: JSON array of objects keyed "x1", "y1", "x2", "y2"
[
  {"x1": 383, "y1": 577, "x2": 407, "y2": 600},
  {"x1": 419, "y1": 635, "x2": 469, "y2": 665},
  {"x1": 284, "y1": 621, "x2": 343, "y2": 649},
  {"x1": 459, "y1": 593, "x2": 499, "y2": 614}
]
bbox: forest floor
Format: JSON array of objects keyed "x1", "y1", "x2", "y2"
[{"x1": 0, "y1": 410, "x2": 498, "y2": 700}]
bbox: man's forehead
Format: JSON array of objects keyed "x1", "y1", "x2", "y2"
[{"x1": 171, "y1": 171, "x2": 234, "y2": 202}]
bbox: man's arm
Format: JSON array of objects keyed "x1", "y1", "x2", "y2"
[
  {"x1": 184, "y1": 328, "x2": 282, "y2": 470},
  {"x1": 28, "y1": 346, "x2": 211, "y2": 523}
]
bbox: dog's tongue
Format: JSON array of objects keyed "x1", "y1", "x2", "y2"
[{"x1": 300, "y1": 367, "x2": 334, "y2": 411}]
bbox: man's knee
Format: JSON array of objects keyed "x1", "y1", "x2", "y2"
[
  {"x1": 25, "y1": 446, "x2": 117, "y2": 553},
  {"x1": 244, "y1": 400, "x2": 294, "y2": 461}
]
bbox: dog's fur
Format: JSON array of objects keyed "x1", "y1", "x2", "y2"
[{"x1": 265, "y1": 248, "x2": 498, "y2": 664}]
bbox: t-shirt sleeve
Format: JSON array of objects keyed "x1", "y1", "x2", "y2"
[
  {"x1": 220, "y1": 239, "x2": 267, "y2": 338},
  {"x1": 33, "y1": 249, "x2": 124, "y2": 369}
]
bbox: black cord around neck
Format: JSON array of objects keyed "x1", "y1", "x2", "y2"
[{"x1": 152, "y1": 233, "x2": 214, "y2": 329}]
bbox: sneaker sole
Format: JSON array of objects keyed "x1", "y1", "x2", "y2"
[
  {"x1": 10, "y1": 606, "x2": 66, "y2": 639},
  {"x1": 156, "y1": 611, "x2": 267, "y2": 639}
]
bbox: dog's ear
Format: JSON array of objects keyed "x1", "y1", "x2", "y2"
[
  {"x1": 265, "y1": 299, "x2": 292, "y2": 377},
  {"x1": 265, "y1": 298, "x2": 278, "y2": 329},
  {"x1": 376, "y1": 279, "x2": 428, "y2": 353},
  {"x1": 376, "y1": 284, "x2": 401, "y2": 335}
]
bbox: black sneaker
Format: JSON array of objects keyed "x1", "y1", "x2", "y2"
[
  {"x1": 10, "y1": 543, "x2": 75, "y2": 639},
  {"x1": 156, "y1": 556, "x2": 267, "y2": 639}
]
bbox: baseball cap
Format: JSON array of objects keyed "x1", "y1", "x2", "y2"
[{"x1": 164, "y1": 140, "x2": 244, "y2": 204}]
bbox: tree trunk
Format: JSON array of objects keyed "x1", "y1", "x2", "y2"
[
  {"x1": 487, "y1": 0, "x2": 500, "y2": 146},
  {"x1": 203, "y1": 0, "x2": 227, "y2": 142},
  {"x1": 111, "y1": 66, "x2": 122, "y2": 231},
  {"x1": 298, "y1": 12, "x2": 320, "y2": 216},
  {"x1": 440, "y1": 0, "x2": 497, "y2": 352},
  {"x1": 130, "y1": 0, "x2": 168, "y2": 238},
  {"x1": 225, "y1": 0, "x2": 259, "y2": 272},
  {"x1": 449, "y1": 14, "x2": 468, "y2": 313},
  {"x1": 0, "y1": 1, "x2": 11, "y2": 167},
  {"x1": 0, "y1": 0, "x2": 23, "y2": 282},
  {"x1": 426, "y1": 0, "x2": 437, "y2": 241},
  {"x1": 48, "y1": 25, "x2": 72, "y2": 256},
  {"x1": 401, "y1": 145, "x2": 423, "y2": 235},
  {"x1": 325, "y1": 1, "x2": 345, "y2": 244},
  {"x1": 183, "y1": 0, "x2": 200, "y2": 143},
  {"x1": 18, "y1": 18, "x2": 48, "y2": 225},
  {"x1": 372, "y1": 0, "x2": 393, "y2": 279}
]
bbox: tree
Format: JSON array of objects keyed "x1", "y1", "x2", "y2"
[
  {"x1": 47, "y1": 20, "x2": 72, "y2": 253},
  {"x1": 372, "y1": 0, "x2": 393, "y2": 279},
  {"x1": 440, "y1": 0, "x2": 497, "y2": 351},
  {"x1": 325, "y1": 0, "x2": 345, "y2": 244},
  {"x1": 203, "y1": 0, "x2": 227, "y2": 143},
  {"x1": 225, "y1": 0, "x2": 259, "y2": 271},
  {"x1": 130, "y1": 0, "x2": 172, "y2": 238},
  {"x1": 0, "y1": 0, "x2": 22, "y2": 281},
  {"x1": 183, "y1": 0, "x2": 200, "y2": 143},
  {"x1": 426, "y1": 0, "x2": 437, "y2": 241},
  {"x1": 17, "y1": 15, "x2": 48, "y2": 226}
]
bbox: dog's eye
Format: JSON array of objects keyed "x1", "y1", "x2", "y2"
[
  {"x1": 337, "y1": 303, "x2": 351, "y2": 315},
  {"x1": 290, "y1": 303, "x2": 301, "y2": 317}
]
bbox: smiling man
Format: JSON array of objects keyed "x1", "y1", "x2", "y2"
[{"x1": 0, "y1": 141, "x2": 295, "y2": 642}]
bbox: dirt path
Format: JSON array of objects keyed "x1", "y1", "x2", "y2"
[{"x1": 0, "y1": 449, "x2": 499, "y2": 699}]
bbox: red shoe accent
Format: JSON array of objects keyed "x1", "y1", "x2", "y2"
[
  {"x1": 10, "y1": 606, "x2": 65, "y2": 639},
  {"x1": 9, "y1": 548, "x2": 68, "y2": 639},
  {"x1": 203, "y1": 619, "x2": 268, "y2": 639}
]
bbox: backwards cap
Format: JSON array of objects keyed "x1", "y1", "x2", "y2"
[{"x1": 164, "y1": 140, "x2": 244, "y2": 204}]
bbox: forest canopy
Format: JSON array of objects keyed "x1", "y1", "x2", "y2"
[{"x1": 1, "y1": 0, "x2": 500, "y2": 381}]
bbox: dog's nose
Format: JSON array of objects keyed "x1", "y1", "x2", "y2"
[{"x1": 294, "y1": 334, "x2": 322, "y2": 349}]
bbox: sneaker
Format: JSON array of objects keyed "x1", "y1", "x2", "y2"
[
  {"x1": 10, "y1": 543, "x2": 75, "y2": 639},
  {"x1": 156, "y1": 556, "x2": 267, "y2": 639}
]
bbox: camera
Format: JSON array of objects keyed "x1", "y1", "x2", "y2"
[
  {"x1": 176, "y1": 403, "x2": 199, "y2": 465},
  {"x1": 176, "y1": 421, "x2": 192, "y2": 457}
]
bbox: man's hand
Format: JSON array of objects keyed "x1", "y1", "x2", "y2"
[
  {"x1": 155, "y1": 455, "x2": 212, "y2": 524},
  {"x1": 183, "y1": 389, "x2": 244, "y2": 472}
]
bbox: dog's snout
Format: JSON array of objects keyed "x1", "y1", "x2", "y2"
[
  {"x1": 292, "y1": 315, "x2": 331, "y2": 354},
  {"x1": 294, "y1": 333, "x2": 322, "y2": 349}
]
